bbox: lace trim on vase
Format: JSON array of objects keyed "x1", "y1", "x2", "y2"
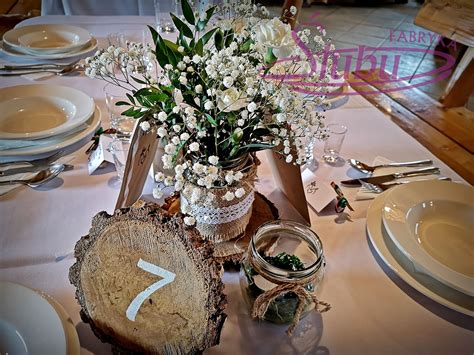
[{"x1": 182, "y1": 191, "x2": 255, "y2": 225}]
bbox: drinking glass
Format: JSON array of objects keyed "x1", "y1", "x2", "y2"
[
  {"x1": 154, "y1": 0, "x2": 180, "y2": 33},
  {"x1": 108, "y1": 136, "x2": 130, "y2": 181},
  {"x1": 103, "y1": 84, "x2": 136, "y2": 136},
  {"x1": 322, "y1": 123, "x2": 347, "y2": 163}
]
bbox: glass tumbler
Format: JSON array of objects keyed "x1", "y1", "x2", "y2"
[
  {"x1": 103, "y1": 84, "x2": 136, "y2": 136},
  {"x1": 108, "y1": 136, "x2": 130, "y2": 180},
  {"x1": 240, "y1": 220, "x2": 326, "y2": 324},
  {"x1": 322, "y1": 123, "x2": 347, "y2": 163},
  {"x1": 154, "y1": 0, "x2": 180, "y2": 33}
]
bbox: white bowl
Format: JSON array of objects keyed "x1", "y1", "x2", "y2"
[
  {"x1": 382, "y1": 180, "x2": 474, "y2": 296},
  {"x1": 0, "y1": 84, "x2": 94, "y2": 140}
]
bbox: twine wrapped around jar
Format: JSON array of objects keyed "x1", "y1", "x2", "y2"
[{"x1": 180, "y1": 155, "x2": 259, "y2": 243}]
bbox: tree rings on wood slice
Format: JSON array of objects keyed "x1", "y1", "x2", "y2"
[
  {"x1": 161, "y1": 192, "x2": 280, "y2": 266},
  {"x1": 69, "y1": 204, "x2": 227, "y2": 354}
]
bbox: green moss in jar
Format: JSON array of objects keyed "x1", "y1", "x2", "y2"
[{"x1": 243, "y1": 252, "x2": 314, "y2": 324}]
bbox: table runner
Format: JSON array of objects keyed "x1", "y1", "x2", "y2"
[{"x1": 0, "y1": 16, "x2": 471, "y2": 355}]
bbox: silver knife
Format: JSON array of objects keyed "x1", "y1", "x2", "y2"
[
  {"x1": 340, "y1": 167, "x2": 440, "y2": 186},
  {"x1": 0, "y1": 164, "x2": 74, "y2": 177}
]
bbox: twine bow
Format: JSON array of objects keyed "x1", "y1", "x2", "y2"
[{"x1": 251, "y1": 283, "x2": 331, "y2": 336}]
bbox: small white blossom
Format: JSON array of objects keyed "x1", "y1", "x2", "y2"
[
  {"x1": 208, "y1": 155, "x2": 219, "y2": 165},
  {"x1": 172, "y1": 106, "x2": 180, "y2": 114},
  {"x1": 157, "y1": 127, "x2": 167, "y2": 138},
  {"x1": 204, "y1": 101, "x2": 214, "y2": 110},
  {"x1": 247, "y1": 102, "x2": 257, "y2": 112},
  {"x1": 164, "y1": 176, "x2": 174, "y2": 186},
  {"x1": 152, "y1": 186, "x2": 164, "y2": 199},
  {"x1": 184, "y1": 216, "x2": 196, "y2": 226},
  {"x1": 285, "y1": 154, "x2": 293, "y2": 163},
  {"x1": 289, "y1": 5, "x2": 297, "y2": 15},
  {"x1": 164, "y1": 143, "x2": 176, "y2": 154},
  {"x1": 177, "y1": 61, "x2": 186, "y2": 70},
  {"x1": 235, "y1": 188, "x2": 245, "y2": 198},
  {"x1": 154, "y1": 172, "x2": 165, "y2": 182},
  {"x1": 173, "y1": 124, "x2": 181, "y2": 132},
  {"x1": 223, "y1": 76, "x2": 234, "y2": 88},
  {"x1": 158, "y1": 111, "x2": 167, "y2": 121},
  {"x1": 192, "y1": 54, "x2": 201, "y2": 63},
  {"x1": 139, "y1": 121, "x2": 151, "y2": 132},
  {"x1": 178, "y1": 46, "x2": 185, "y2": 53},
  {"x1": 189, "y1": 142, "x2": 200, "y2": 152},
  {"x1": 223, "y1": 191, "x2": 235, "y2": 201},
  {"x1": 180, "y1": 132, "x2": 190, "y2": 141},
  {"x1": 179, "y1": 76, "x2": 188, "y2": 85},
  {"x1": 195, "y1": 84, "x2": 203, "y2": 94}
]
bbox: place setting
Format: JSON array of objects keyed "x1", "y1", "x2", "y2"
[
  {"x1": 0, "y1": 83, "x2": 101, "y2": 195},
  {"x1": 0, "y1": 24, "x2": 96, "y2": 78}
]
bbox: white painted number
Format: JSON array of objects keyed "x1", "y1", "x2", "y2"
[{"x1": 126, "y1": 258, "x2": 176, "y2": 321}]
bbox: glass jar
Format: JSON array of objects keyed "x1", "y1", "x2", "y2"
[{"x1": 240, "y1": 220, "x2": 325, "y2": 324}]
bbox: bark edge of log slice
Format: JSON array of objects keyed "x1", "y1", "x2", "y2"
[{"x1": 69, "y1": 204, "x2": 227, "y2": 354}]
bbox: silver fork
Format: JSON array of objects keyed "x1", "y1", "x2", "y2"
[
  {"x1": 0, "y1": 150, "x2": 63, "y2": 169},
  {"x1": 1, "y1": 59, "x2": 81, "y2": 71},
  {"x1": 360, "y1": 177, "x2": 452, "y2": 193},
  {"x1": 0, "y1": 63, "x2": 84, "y2": 76}
]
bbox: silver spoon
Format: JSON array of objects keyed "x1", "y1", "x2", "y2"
[
  {"x1": 0, "y1": 164, "x2": 64, "y2": 187},
  {"x1": 349, "y1": 158, "x2": 433, "y2": 175}
]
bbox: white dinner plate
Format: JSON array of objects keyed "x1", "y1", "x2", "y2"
[
  {"x1": 366, "y1": 191, "x2": 474, "y2": 316},
  {"x1": 0, "y1": 84, "x2": 95, "y2": 140},
  {"x1": 3, "y1": 24, "x2": 91, "y2": 55},
  {"x1": 0, "y1": 281, "x2": 67, "y2": 354},
  {"x1": 382, "y1": 181, "x2": 474, "y2": 296},
  {"x1": 0, "y1": 36, "x2": 97, "y2": 60},
  {"x1": 0, "y1": 105, "x2": 101, "y2": 158}
]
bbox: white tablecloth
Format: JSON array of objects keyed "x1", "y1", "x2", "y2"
[{"x1": 0, "y1": 16, "x2": 472, "y2": 355}]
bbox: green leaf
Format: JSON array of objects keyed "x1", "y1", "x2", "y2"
[
  {"x1": 201, "y1": 28, "x2": 217, "y2": 45},
  {"x1": 126, "y1": 93, "x2": 136, "y2": 104},
  {"x1": 155, "y1": 35, "x2": 170, "y2": 67},
  {"x1": 214, "y1": 29, "x2": 224, "y2": 50},
  {"x1": 224, "y1": 29, "x2": 234, "y2": 47},
  {"x1": 171, "y1": 13, "x2": 193, "y2": 38},
  {"x1": 205, "y1": 113, "x2": 217, "y2": 127},
  {"x1": 264, "y1": 48, "x2": 277, "y2": 66},
  {"x1": 196, "y1": 20, "x2": 206, "y2": 32},
  {"x1": 205, "y1": 5, "x2": 217, "y2": 22},
  {"x1": 181, "y1": 0, "x2": 195, "y2": 25},
  {"x1": 239, "y1": 143, "x2": 274, "y2": 153},
  {"x1": 195, "y1": 38, "x2": 203, "y2": 56},
  {"x1": 115, "y1": 101, "x2": 130, "y2": 106},
  {"x1": 240, "y1": 38, "x2": 252, "y2": 52},
  {"x1": 130, "y1": 75, "x2": 147, "y2": 85},
  {"x1": 148, "y1": 25, "x2": 159, "y2": 45},
  {"x1": 231, "y1": 128, "x2": 243, "y2": 143}
]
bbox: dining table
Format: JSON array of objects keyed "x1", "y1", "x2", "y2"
[{"x1": 0, "y1": 15, "x2": 472, "y2": 355}]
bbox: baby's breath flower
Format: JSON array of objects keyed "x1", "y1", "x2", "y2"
[
  {"x1": 223, "y1": 191, "x2": 235, "y2": 201},
  {"x1": 208, "y1": 155, "x2": 219, "y2": 165},
  {"x1": 139, "y1": 121, "x2": 151, "y2": 132},
  {"x1": 184, "y1": 216, "x2": 196, "y2": 226}
]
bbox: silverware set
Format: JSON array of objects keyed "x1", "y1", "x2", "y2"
[
  {"x1": 0, "y1": 151, "x2": 72, "y2": 188},
  {"x1": 0, "y1": 60, "x2": 84, "y2": 76},
  {"x1": 344, "y1": 158, "x2": 449, "y2": 193}
]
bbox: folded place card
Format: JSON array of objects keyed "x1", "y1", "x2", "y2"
[
  {"x1": 302, "y1": 169, "x2": 335, "y2": 213},
  {"x1": 87, "y1": 134, "x2": 120, "y2": 175}
]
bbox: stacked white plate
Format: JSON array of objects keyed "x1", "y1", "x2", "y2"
[
  {"x1": 367, "y1": 180, "x2": 474, "y2": 316},
  {"x1": 1, "y1": 24, "x2": 97, "y2": 59},
  {"x1": 0, "y1": 84, "x2": 101, "y2": 159},
  {"x1": 0, "y1": 281, "x2": 80, "y2": 354}
]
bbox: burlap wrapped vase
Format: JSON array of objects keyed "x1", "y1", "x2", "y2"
[{"x1": 180, "y1": 155, "x2": 258, "y2": 243}]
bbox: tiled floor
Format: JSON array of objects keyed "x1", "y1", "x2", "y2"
[{"x1": 270, "y1": 1, "x2": 473, "y2": 109}]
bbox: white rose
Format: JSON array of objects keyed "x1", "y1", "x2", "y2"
[
  {"x1": 254, "y1": 18, "x2": 295, "y2": 59},
  {"x1": 216, "y1": 87, "x2": 249, "y2": 112}
]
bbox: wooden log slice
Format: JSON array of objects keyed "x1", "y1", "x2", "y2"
[
  {"x1": 69, "y1": 204, "x2": 227, "y2": 354},
  {"x1": 161, "y1": 192, "x2": 279, "y2": 266}
]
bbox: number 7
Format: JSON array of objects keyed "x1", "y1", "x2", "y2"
[{"x1": 126, "y1": 258, "x2": 176, "y2": 321}]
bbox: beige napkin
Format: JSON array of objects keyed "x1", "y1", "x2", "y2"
[
  {"x1": 0, "y1": 156, "x2": 74, "y2": 196},
  {"x1": 355, "y1": 156, "x2": 440, "y2": 200}
]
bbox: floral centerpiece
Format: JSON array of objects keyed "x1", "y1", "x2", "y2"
[{"x1": 85, "y1": 0, "x2": 333, "y2": 242}]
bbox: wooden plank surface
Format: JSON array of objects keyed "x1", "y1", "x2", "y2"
[
  {"x1": 347, "y1": 71, "x2": 474, "y2": 184},
  {"x1": 415, "y1": 0, "x2": 474, "y2": 47},
  {"x1": 352, "y1": 69, "x2": 474, "y2": 154},
  {"x1": 441, "y1": 47, "x2": 474, "y2": 108}
]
